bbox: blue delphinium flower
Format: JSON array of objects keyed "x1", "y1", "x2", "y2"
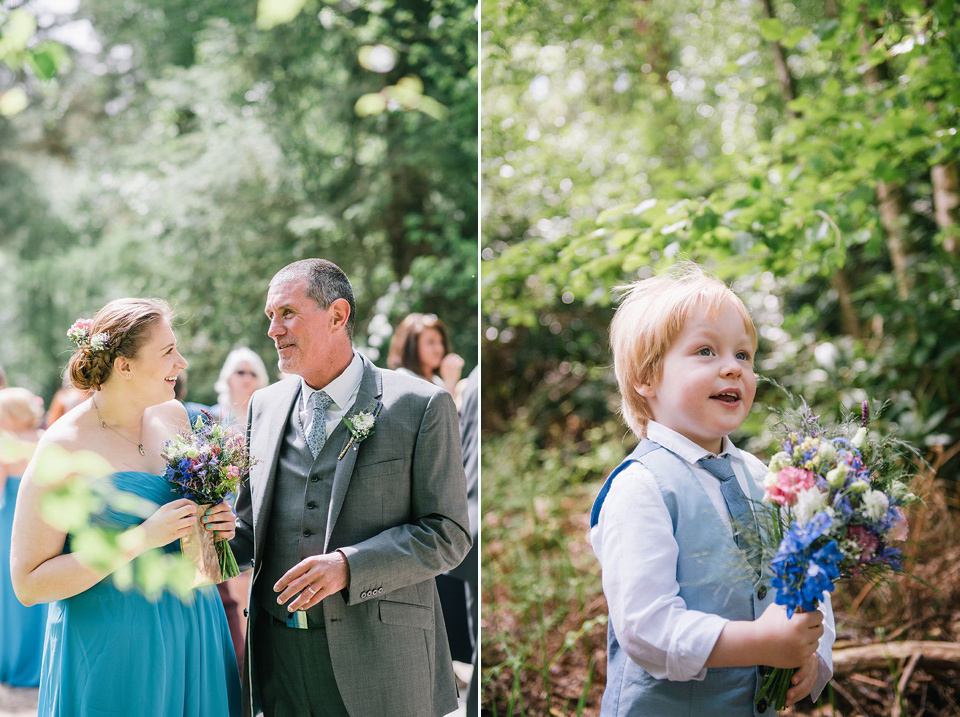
[{"x1": 771, "y1": 512, "x2": 841, "y2": 617}]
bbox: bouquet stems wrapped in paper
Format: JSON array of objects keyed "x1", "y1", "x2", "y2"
[
  {"x1": 757, "y1": 399, "x2": 920, "y2": 710},
  {"x1": 161, "y1": 414, "x2": 255, "y2": 588}
]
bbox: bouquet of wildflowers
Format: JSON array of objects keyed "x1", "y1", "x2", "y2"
[
  {"x1": 756, "y1": 399, "x2": 920, "y2": 709},
  {"x1": 161, "y1": 414, "x2": 256, "y2": 587}
]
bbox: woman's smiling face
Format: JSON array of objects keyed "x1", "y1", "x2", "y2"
[{"x1": 126, "y1": 319, "x2": 189, "y2": 404}]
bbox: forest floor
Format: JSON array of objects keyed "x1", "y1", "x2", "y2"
[{"x1": 482, "y1": 461, "x2": 960, "y2": 717}]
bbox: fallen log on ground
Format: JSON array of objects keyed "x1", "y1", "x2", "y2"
[{"x1": 833, "y1": 641, "x2": 960, "y2": 674}]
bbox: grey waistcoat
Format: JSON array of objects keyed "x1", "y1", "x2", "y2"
[
  {"x1": 591, "y1": 439, "x2": 777, "y2": 717},
  {"x1": 254, "y1": 397, "x2": 348, "y2": 626}
]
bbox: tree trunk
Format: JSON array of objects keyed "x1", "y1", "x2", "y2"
[
  {"x1": 932, "y1": 162, "x2": 960, "y2": 255},
  {"x1": 759, "y1": 0, "x2": 798, "y2": 116},
  {"x1": 860, "y1": 5, "x2": 910, "y2": 299},
  {"x1": 876, "y1": 180, "x2": 911, "y2": 300},
  {"x1": 831, "y1": 269, "x2": 860, "y2": 337}
]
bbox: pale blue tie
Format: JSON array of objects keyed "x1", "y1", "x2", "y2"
[
  {"x1": 698, "y1": 455, "x2": 761, "y2": 575},
  {"x1": 306, "y1": 390, "x2": 334, "y2": 458}
]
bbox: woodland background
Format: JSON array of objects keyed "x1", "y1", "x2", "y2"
[
  {"x1": 0, "y1": 0, "x2": 478, "y2": 405},
  {"x1": 481, "y1": 0, "x2": 960, "y2": 715}
]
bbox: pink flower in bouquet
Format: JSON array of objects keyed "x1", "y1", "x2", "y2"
[
  {"x1": 765, "y1": 466, "x2": 817, "y2": 506},
  {"x1": 226, "y1": 465, "x2": 239, "y2": 480},
  {"x1": 888, "y1": 507, "x2": 909, "y2": 541},
  {"x1": 847, "y1": 524, "x2": 879, "y2": 562}
]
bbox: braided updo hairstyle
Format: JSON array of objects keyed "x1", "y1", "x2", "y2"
[{"x1": 68, "y1": 298, "x2": 172, "y2": 391}]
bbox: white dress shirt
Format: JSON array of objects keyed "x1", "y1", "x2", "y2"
[
  {"x1": 591, "y1": 421, "x2": 835, "y2": 694},
  {"x1": 298, "y1": 351, "x2": 364, "y2": 441}
]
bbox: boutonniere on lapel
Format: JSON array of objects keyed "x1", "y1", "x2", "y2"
[{"x1": 338, "y1": 403, "x2": 383, "y2": 460}]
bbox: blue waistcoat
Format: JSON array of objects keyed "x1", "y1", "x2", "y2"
[{"x1": 591, "y1": 439, "x2": 777, "y2": 717}]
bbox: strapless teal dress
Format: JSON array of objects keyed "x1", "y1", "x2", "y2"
[
  {"x1": 37, "y1": 471, "x2": 241, "y2": 716},
  {"x1": 1, "y1": 476, "x2": 48, "y2": 687}
]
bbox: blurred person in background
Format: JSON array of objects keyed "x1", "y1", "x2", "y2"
[
  {"x1": 211, "y1": 347, "x2": 270, "y2": 430},
  {"x1": 0, "y1": 387, "x2": 48, "y2": 688},
  {"x1": 388, "y1": 313, "x2": 473, "y2": 679},
  {"x1": 387, "y1": 313, "x2": 465, "y2": 402},
  {"x1": 209, "y1": 347, "x2": 269, "y2": 673},
  {"x1": 45, "y1": 374, "x2": 91, "y2": 427},
  {"x1": 451, "y1": 367, "x2": 479, "y2": 715}
]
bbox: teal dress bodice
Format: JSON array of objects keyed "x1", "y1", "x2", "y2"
[{"x1": 37, "y1": 471, "x2": 241, "y2": 716}]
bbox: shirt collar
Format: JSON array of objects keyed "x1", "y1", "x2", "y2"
[
  {"x1": 646, "y1": 420, "x2": 743, "y2": 466},
  {"x1": 300, "y1": 351, "x2": 363, "y2": 411}
]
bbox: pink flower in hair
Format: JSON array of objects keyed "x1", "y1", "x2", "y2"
[
  {"x1": 67, "y1": 318, "x2": 93, "y2": 347},
  {"x1": 764, "y1": 466, "x2": 817, "y2": 507}
]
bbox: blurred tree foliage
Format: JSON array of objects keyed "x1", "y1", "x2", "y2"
[
  {"x1": 483, "y1": 0, "x2": 960, "y2": 469},
  {"x1": 1, "y1": 0, "x2": 477, "y2": 406}
]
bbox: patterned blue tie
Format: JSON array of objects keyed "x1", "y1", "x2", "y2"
[
  {"x1": 698, "y1": 455, "x2": 761, "y2": 575},
  {"x1": 306, "y1": 390, "x2": 334, "y2": 458}
]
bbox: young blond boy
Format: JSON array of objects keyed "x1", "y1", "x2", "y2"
[{"x1": 590, "y1": 264, "x2": 834, "y2": 716}]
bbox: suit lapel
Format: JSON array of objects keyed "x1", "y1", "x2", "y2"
[
  {"x1": 324, "y1": 357, "x2": 383, "y2": 551},
  {"x1": 252, "y1": 378, "x2": 301, "y2": 556}
]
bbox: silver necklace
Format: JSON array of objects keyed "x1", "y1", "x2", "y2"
[{"x1": 92, "y1": 396, "x2": 146, "y2": 456}]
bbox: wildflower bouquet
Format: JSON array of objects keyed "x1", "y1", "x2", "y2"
[
  {"x1": 756, "y1": 400, "x2": 920, "y2": 710},
  {"x1": 161, "y1": 414, "x2": 256, "y2": 587}
]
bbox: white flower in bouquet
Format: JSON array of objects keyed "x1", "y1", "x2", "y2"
[
  {"x1": 816, "y1": 441, "x2": 837, "y2": 464},
  {"x1": 793, "y1": 486, "x2": 829, "y2": 526},
  {"x1": 862, "y1": 489, "x2": 889, "y2": 522},
  {"x1": 825, "y1": 464, "x2": 848, "y2": 490},
  {"x1": 767, "y1": 452, "x2": 792, "y2": 472},
  {"x1": 848, "y1": 479, "x2": 869, "y2": 493},
  {"x1": 851, "y1": 426, "x2": 868, "y2": 448}
]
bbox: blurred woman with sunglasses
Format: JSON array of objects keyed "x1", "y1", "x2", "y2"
[{"x1": 211, "y1": 348, "x2": 270, "y2": 430}]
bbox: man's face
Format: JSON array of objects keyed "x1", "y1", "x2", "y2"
[{"x1": 264, "y1": 278, "x2": 339, "y2": 383}]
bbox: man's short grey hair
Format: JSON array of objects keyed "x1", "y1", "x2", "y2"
[{"x1": 270, "y1": 259, "x2": 357, "y2": 339}]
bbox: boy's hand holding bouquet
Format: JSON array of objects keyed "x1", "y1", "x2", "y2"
[
  {"x1": 161, "y1": 413, "x2": 257, "y2": 587},
  {"x1": 756, "y1": 398, "x2": 920, "y2": 710}
]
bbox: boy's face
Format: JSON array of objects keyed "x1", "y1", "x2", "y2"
[{"x1": 638, "y1": 300, "x2": 756, "y2": 454}]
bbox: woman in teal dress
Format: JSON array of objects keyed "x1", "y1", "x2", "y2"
[
  {"x1": 0, "y1": 388, "x2": 48, "y2": 687},
  {"x1": 9, "y1": 298, "x2": 241, "y2": 716}
]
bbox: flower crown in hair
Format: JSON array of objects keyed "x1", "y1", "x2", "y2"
[{"x1": 67, "y1": 318, "x2": 112, "y2": 352}]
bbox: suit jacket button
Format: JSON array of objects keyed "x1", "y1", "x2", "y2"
[
  {"x1": 757, "y1": 698, "x2": 769, "y2": 712},
  {"x1": 310, "y1": 475, "x2": 319, "y2": 482},
  {"x1": 757, "y1": 585, "x2": 767, "y2": 600},
  {"x1": 303, "y1": 529, "x2": 312, "y2": 537},
  {"x1": 377, "y1": 587, "x2": 383, "y2": 594}
]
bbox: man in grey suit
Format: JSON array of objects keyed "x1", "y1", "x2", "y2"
[{"x1": 231, "y1": 258, "x2": 472, "y2": 717}]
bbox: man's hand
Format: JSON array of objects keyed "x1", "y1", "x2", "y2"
[
  {"x1": 274, "y1": 551, "x2": 351, "y2": 612},
  {"x1": 785, "y1": 652, "x2": 819, "y2": 706}
]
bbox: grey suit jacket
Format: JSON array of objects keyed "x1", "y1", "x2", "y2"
[{"x1": 231, "y1": 355, "x2": 472, "y2": 716}]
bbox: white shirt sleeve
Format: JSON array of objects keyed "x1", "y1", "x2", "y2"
[
  {"x1": 812, "y1": 592, "x2": 836, "y2": 700},
  {"x1": 591, "y1": 462, "x2": 728, "y2": 681}
]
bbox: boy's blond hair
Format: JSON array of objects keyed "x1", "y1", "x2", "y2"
[{"x1": 610, "y1": 262, "x2": 758, "y2": 439}]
